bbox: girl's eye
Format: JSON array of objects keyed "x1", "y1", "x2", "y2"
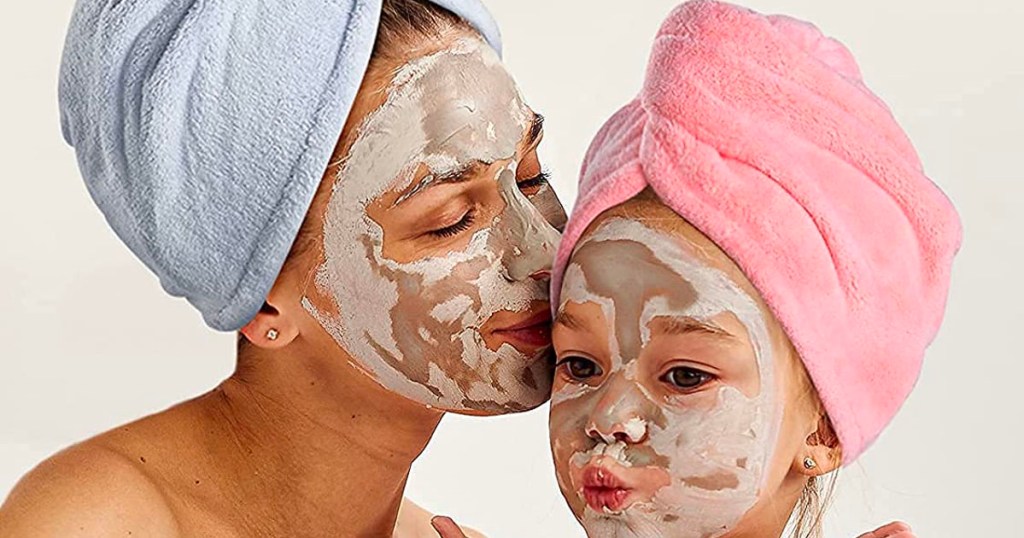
[
  {"x1": 428, "y1": 210, "x2": 476, "y2": 238},
  {"x1": 517, "y1": 171, "x2": 549, "y2": 194},
  {"x1": 556, "y1": 356, "x2": 604, "y2": 382},
  {"x1": 661, "y1": 367, "x2": 714, "y2": 392}
]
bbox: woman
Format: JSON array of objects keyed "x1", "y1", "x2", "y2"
[
  {"x1": 545, "y1": 2, "x2": 959, "y2": 537},
  {"x1": 0, "y1": 0, "x2": 565, "y2": 536}
]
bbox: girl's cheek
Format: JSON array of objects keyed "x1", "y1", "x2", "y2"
[
  {"x1": 550, "y1": 400, "x2": 589, "y2": 451},
  {"x1": 550, "y1": 386, "x2": 597, "y2": 455},
  {"x1": 550, "y1": 398, "x2": 594, "y2": 509},
  {"x1": 660, "y1": 387, "x2": 725, "y2": 414}
]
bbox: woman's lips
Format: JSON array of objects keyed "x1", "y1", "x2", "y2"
[
  {"x1": 581, "y1": 463, "x2": 635, "y2": 513},
  {"x1": 486, "y1": 306, "x2": 552, "y2": 353}
]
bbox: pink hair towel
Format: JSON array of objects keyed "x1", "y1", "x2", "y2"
[{"x1": 552, "y1": 0, "x2": 962, "y2": 463}]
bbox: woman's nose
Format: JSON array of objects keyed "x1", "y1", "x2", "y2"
[
  {"x1": 530, "y1": 270, "x2": 551, "y2": 281},
  {"x1": 495, "y1": 170, "x2": 561, "y2": 283},
  {"x1": 501, "y1": 216, "x2": 559, "y2": 282}
]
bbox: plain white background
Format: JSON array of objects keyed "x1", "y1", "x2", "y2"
[{"x1": 1, "y1": 1, "x2": 1021, "y2": 536}]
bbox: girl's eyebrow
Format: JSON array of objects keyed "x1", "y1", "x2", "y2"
[{"x1": 654, "y1": 316, "x2": 734, "y2": 339}]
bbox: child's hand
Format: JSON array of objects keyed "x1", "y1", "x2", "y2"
[
  {"x1": 430, "y1": 515, "x2": 486, "y2": 538},
  {"x1": 430, "y1": 516, "x2": 465, "y2": 538},
  {"x1": 857, "y1": 521, "x2": 916, "y2": 538}
]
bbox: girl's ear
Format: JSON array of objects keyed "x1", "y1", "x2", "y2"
[{"x1": 794, "y1": 413, "x2": 842, "y2": 477}]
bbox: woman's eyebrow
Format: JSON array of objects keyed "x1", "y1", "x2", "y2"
[
  {"x1": 391, "y1": 162, "x2": 483, "y2": 207},
  {"x1": 392, "y1": 113, "x2": 544, "y2": 209},
  {"x1": 526, "y1": 112, "x2": 545, "y2": 148}
]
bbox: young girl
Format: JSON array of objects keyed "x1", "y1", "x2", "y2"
[{"x1": 548, "y1": 1, "x2": 961, "y2": 537}]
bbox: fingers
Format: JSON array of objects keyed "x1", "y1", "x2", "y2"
[
  {"x1": 856, "y1": 521, "x2": 914, "y2": 538},
  {"x1": 431, "y1": 516, "x2": 469, "y2": 538}
]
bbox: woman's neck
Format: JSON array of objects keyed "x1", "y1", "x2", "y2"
[{"x1": 196, "y1": 344, "x2": 444, "y2": 537}]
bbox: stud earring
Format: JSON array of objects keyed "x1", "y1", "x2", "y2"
[
  {"x1": 266, "y1": 328, "x2": 279, "y2": 342},
  {"x1": 803, "y1": 457, "x2": 817, "y2": 470}
]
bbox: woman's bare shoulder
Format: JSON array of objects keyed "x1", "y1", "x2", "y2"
[{"x1": 0, "y1": 440, "x2": 181, "y2": 538}]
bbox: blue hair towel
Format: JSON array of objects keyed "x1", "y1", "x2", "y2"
[{"x1": 58, "y1": 0, "x2": 502, "y2": 331}]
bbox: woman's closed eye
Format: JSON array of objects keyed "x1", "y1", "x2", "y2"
[
  {"x1": 421, "y1": 169, "x2": 548, "y2": 240},
  {"x1": 427, "y1": 209, "x2": 476, "y2": 238},
  {"x1": 556, "y1": 355, "x2": 604, "y2": 383},
  {"x1": 516, "y1": 171, "x2": 549, "y2": 196},
  {"x1": 660, "y1": 366, "x2": 716, "y2": 393}
]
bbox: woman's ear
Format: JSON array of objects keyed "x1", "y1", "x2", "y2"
[
  {"x1": 239, "y1": 266, "x2": 308, "y2": 349},
  {"x1": 239, "y1": 239, "x2": 316, "y2": 349},
  {"x1": 240, "y1": 300, "x2": 300, "y2": 349},
  {"x1": 794, "y1": 413, "x2": 842, "y2": 477}
]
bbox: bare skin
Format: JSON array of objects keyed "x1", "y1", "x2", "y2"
[
  {"x1": 0, "y1": 353, "x2": 441, "y2": 537},
  {"x1": 856, "y1": 523, "x2": 917, "y2": 538},
  {"x1": 399, "y1": 501, "x2": 485, "y2": 538},
  {"x1": 0, "y1": 27, "x2": 561, "y2": 538}
]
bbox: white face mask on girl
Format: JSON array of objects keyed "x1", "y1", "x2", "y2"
[{"x1": 550, "y1": 218, "x2": 782, "y2": 538}]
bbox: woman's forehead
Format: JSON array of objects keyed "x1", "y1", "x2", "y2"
[
  {"x1": 338, "y1": 34, "x2": 522, "y2": 162},
  {"x1": 323, "y1": 36, "x2": 529, "y2": 213}
]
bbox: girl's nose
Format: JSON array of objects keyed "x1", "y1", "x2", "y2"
[
  {"x1": 585, "y1": 379, "x2": 650, "y2": 444},
  {"x1": 586, "y1": 416, "x2": 648, "y2": 445}
]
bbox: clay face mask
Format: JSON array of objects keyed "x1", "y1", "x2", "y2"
[
  {"x1": 303, "y1": 38, "x2": 561, "y2": 413},
  {"x1": 550, "y1": 218, "x2": 781, "y2": 538}
]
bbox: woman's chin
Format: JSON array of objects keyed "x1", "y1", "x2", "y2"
[{"x1": 440, "y1": 388, "x2": 552, "y2": 416}]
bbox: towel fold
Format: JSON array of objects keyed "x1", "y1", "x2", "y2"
[
  {"x1": 59, "y1": 0, "x2": 500, "y2": 331},
  {"x1": 552, "y1": 0, "x2": 962, "y2": 463}
]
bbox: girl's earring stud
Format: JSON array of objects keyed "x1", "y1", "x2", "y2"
[
  {"x1": 803, "y1": 457, "x2": 817, "y2": 470},
  {"x1": 266, "y1": 328, "x2": 279, "y2": 342}
]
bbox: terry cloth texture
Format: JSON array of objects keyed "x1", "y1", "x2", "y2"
[
  {"x1": 552, "y1": 0, "x2": 962, "y2": 464},
  {"x1": 59, "y1": 0, "x2": 501, "y2": 330}
]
